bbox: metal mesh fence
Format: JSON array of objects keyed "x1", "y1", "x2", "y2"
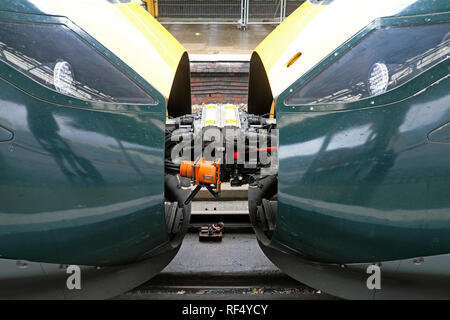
[
  {"x1": 247, "y1": 0, "x2": 304, "y2": 23},
  {"x1": 247, "y1": 0, "x2": 283, "y2": 22},
  {"x1": 158, "y1": 0, "x2": 243, "y2": 19},
  {"x1": 157, "y1": 0, "x2": 305, "y2": 25},
  {"x1": 286, "y1": 0, "x2": 304, "y2": 16}
]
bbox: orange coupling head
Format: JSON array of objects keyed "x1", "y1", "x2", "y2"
[{"x1": 180, "y1": 157, "x2": 221, "y2": 192}]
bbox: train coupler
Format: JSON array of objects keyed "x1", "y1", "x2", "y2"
[
  {"x1": 179, "y1": 156, "x2": 221, "y2": 205},
  {"x1": 165, "y1": 104, "x2": 277, "y2": 204}
]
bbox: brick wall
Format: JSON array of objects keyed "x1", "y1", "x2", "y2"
[{"x1": 190, "y1": 61, "x2": 249, "y2": 105}]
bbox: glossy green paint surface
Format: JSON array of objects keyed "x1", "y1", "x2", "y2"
[
  {"x1": 274, "y1": 2, "x2": 450, "y2": 264},
  {"x1": 393, "y1": 0, "x2": 450, "y2": 16},
  {"x1": 276, "y1": 74, "x2": 450, "y2": 263},
  {"x1": 0, "y1": 6, "x2": 169, "y2": 266},
  {"x1": 428, "y1": 122, "x2": 450, "y2": 143},
  {"x1": 283, "y1": 12, "x2": 450, "y2": 112},
  {"x1": 0, "y1": 0, "x2": 46, "y2": 14}
]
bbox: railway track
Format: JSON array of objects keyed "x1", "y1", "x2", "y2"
[
  {"x1": 190, "y1": 200, "x2": 252, "y2": 232},
  {"x1": 116, "y1": 272, "x2": 333, "y2": 300}
]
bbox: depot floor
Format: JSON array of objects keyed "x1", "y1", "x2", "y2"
[
  {"x1": 117, "y1": 233, "x2": 336, "y2": 300},
  {"x1": 162, "y1": 24, "x2": 276, "y2": 55}
]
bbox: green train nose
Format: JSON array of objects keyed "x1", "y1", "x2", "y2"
[
  {"x1": 0, "y1": 0, "x2": 191, "y2": 299},
  {"x1": 246, "y1": 0, "x2": 450, "y2": 299}
]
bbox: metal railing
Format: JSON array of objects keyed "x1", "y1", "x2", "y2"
[
  {"x1": 156, "y1": 0, "x2": 304, "y2": 28},
  {"x1": 157, "y1": 0, "x2": 244, "y2": 25},
  {"x1": 245, "y1": 0, "x2": 285, "y2": 25}
]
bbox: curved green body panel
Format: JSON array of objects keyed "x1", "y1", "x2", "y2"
[
  {"x1": 0, "y1": 80, "x2": 167, "y2": 265},
  {"x1": 276, "y1": 74, "x2": 450, "y2": 263},
  {"x1": 272, "y1": 2, "x2": 450, "y2": 264},
  {"x1": 0, "y1": 3, "x2": 172, "y2": 267}
]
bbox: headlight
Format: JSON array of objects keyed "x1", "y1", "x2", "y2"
[
  {"x1": 53, "y1": 60, "x2": 75, "y2": 95},
  {"x1": 285, "y1": 22, "x2": 450, "y2": 106},
  {"x1": 0, "y1": 21, "x2": 156, "y2": 105},
  {"x1": 367, "y1": 62, "x2": 389, "y2": 96}
]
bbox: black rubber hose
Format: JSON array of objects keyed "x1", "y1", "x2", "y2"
[
  {"x1": 164, "y1": 174, "x2": 192, "y2": 248},
  {"x1": 165, "y1": 161, "x2": 181, "y2": 174},
  {"x1": 248, "y1": 175, "x2": 277, "y2": 243},
  {"x1": 165, "y1": 174, "x2": 188, "y2": 205},
  {"x1": 248, "y1": 175, "x2": 277, "y2": 211}
]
